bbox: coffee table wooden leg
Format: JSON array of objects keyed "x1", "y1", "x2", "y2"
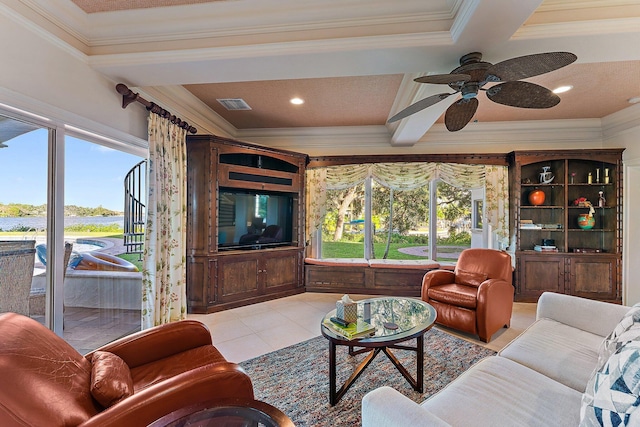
[
  {"x1": 329, "y1": 346, "x2": 381, "y2": 406},
  {"x1": 382, "y1": 334, "x2": 425, "y2": 393},
  {"x1": 417, "y1": 334, "x2": 424, "y2": 392},
  {"x1": 329, "y1": 341, "x2": 337, "y2": 405}
]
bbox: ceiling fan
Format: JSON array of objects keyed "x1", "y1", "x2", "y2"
[{"x1": 388, "y1": 51, "x2": 577, "y2": 131}]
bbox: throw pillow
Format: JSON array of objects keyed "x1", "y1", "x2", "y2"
[
  {"x1": 90, "y1": 351, "x2": 134, "y2": 408},
  {"x1": 455, "y1": 269, "x2": 487, "y2": 287},
  {"x1": 580, "y1": 304, "x2": 640, "y2": 426}
]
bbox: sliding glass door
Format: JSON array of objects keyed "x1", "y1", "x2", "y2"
[{"x1": 0, "y1": 110, "x2": 145, "y2": 351}]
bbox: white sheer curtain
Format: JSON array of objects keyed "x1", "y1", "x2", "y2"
[
  {"x1": 305, "y1": 162, "x2": 509, "y2": 248},
  {"x1": 142, "y1": 114, "x2": 188, "y2": 329}
]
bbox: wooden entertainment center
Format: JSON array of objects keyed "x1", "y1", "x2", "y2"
[{"x1": 186, "y1": 135, "x2": 307, "y2": 313}]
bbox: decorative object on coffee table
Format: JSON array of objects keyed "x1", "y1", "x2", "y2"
[{"x1": 335, "y1": 294, "x2": 357, "y2": 323}]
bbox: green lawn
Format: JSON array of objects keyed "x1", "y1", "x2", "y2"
[{"x1": 322, "y1": 241, "x2": 467, "y2": 261}]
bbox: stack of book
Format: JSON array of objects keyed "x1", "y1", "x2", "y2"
[
  {"x1": 323, "y1": 318, "x2": 376, "y2": 340},
  {"x1": 534, "y1": 245, "x2": 558, "y2": 252},
  {"x1": 520, "y1": 219, "x2": 541, "y2": 230}
]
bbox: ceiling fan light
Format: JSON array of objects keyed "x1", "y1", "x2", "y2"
[
  {"x1": 552, "y1": 85, "x2": 573, "y2": 94},
  {"x1": 290, "y1": 97, "x2": 304, "y2": 105}
]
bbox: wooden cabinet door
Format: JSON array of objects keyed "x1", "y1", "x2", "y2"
[
  {"x1": 516, "y1": 253, "x2": 565, "y2": 302},
  {"x1": 568, "y1": 255, "x2": 618, "y2": 302},
  {"x1": 261, "y1": 250, "x2": 299, "y2": 291},
  {"x1": 218, "y1": 254, "x2": 260, "y2": 303}
]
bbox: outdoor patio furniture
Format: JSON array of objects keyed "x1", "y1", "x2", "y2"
[
  {"x1": 28, "y1": 242, "x2": 73, "y2": 316},
  {"x1": 0, "y1": 240, "x2": 36, "y2": 316}
]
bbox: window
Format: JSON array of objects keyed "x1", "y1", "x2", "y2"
[{"x1": 308, "y1": 162, "x2": 508, "y2": 265}]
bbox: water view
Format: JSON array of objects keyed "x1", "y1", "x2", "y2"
[{"x1": 0, "y1": 216, "x2": 124, "y2": 231}]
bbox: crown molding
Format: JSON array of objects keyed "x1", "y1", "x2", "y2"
[
  {"x1": 9, "y1": 0, "x2": 458, "y2": 51},
  {"x1": 137, "y1": 85, "x2": 237, "y2": 139},
  {"x1": 420, "y1": 119, "x2": 604, "y2": 145},
  {"x1": 0, "y1": 1, "x2": 88, "y2": 60},
  {"x1": 601, "y1": 103, "x2": 640, "y2": 139},
  {"x1": 88, "y1": 31, "x2": 453, "y2": 72},
  {"x1": 516, "y1": 16, "x2": 640, "y2": 39},
  {"x1": 231, "y1": 119, "x2": 608, "y2": 155}
]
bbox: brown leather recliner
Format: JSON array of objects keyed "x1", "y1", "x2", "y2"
[
  {"x1": 0, "y1": 312, "x2": 254, "y2": 427},
  {"x1": 421, "y1": 248, "x2": 514, "y2": 343}
]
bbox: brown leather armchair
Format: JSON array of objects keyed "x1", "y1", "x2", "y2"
[
  {"x1": 0, "y1": 312, "x2": 254, "y2": 427},
  {"x1": 421, "y1": 248, "x2": 514, "y2": 343}
]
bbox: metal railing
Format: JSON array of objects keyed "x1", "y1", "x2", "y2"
[{"x1": 124, "y1": 160, "x2": 146, "y2": 259}]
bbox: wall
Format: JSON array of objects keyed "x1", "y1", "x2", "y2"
[{"x1": 0, "y1": 12, "x2": 148, "y2": 147}]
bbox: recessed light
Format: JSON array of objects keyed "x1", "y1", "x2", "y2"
[
  {"x1": 552, "y1": 85, "x2": 573, "y2": 94},
  {"x1": 628, "y1": 97, "x2": 640, "y2": 104},
  {"x1": 290, "y1": 97, "x2": 304, "y2": 105}
]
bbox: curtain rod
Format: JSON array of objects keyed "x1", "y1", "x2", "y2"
[{"x1": 116, "y1": 83, "x2": 197, "y2": 134}]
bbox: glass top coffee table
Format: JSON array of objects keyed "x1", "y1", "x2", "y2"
[
  {"x1": 320, "y1": 297, "x2": 437, "y2": 405},
  {"x1": 148, "y1": 398, "x2": 295, "y2": 427}
]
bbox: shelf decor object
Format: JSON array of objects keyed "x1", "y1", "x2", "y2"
[
  {"x1": 528, "y1": 189, "x2": 546, "y2": 206},
  {"x1": 508, "y1": 149, "x2": 623, "y2": 304},
  {"x1": 577, "y1": 213, "x2": 595, "y2": 230}
]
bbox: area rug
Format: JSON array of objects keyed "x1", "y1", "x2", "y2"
[{"x1": 240, "y1": 328, "x2": 495, "y2": 426}]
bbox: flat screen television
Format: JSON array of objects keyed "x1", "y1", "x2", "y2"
[{"x1": 217, "y1": 188, "x2": 298, "y2": 251}]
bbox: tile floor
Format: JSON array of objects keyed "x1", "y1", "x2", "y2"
[{"x1": 188, "y1": 292, "x2": 538, "y2": 363}]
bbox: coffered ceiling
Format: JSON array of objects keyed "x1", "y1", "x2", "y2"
[{"x1": 6, "y1": 0, "x2": 640, "y2": 145}]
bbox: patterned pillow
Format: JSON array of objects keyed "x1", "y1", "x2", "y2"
[{"x1": 580, "y1": 304, "x2": 640, "y2": 426}]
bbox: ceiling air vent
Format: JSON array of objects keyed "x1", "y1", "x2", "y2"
[{"x1": 217, "y1": 98, "x2": 252, "y2": 111}]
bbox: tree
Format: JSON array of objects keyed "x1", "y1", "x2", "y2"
[
  {"x1": 436, "y1": 181, "x2": 471, "y2": 234},
  {"x1": 325, "y1": 185, "x2": 364, "y2": 241},
  {"x1": 371, "y1": 184, "x2": 429, "y2": 235}
]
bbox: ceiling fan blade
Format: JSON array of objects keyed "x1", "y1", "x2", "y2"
[
  {"x1": 444, "y1": 98, "x2": 478, "y2": 132},
  {"x1": 485, "y1": 52, "x2": 577, "y2": 81},
  {"x1": 486, "y1": 81, "x2": 560, "y2": 108},
  {"x1": 387, "y1": 93, "x2": 453, "y2": 123},
  {"x1": 414, "y1": 74, "x2": 471, "y2": 85}
]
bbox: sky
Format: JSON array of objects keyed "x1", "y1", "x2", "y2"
[{"x1": 0, "y1": 128, "x2": 145, "y2": 212}]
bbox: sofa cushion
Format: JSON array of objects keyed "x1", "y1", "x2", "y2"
[
  {"x1": 498, "y1": 318, "x2": 603, "y2": 392},
  {"x1": 421, "y1": 356, "x2": 583, "y2": 426},
  {"x1": 580, "y1": 304, "x2": 640, "y2": 426},
  {"x1": 428, "y1": 283, "x2": 477, "y2": 309},
  {"x1": 455, "y1": 268, "x2": 487, "y2": 287},
  {"x1": 90, "y1": 351, "x2": 134, "y2": 408}
]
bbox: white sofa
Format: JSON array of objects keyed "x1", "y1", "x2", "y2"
[{"x1": 362, "y1": 292, "x2": 636, "y2": 426}]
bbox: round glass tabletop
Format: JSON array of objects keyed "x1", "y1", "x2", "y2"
[{"x1": 321, "y1": 297, "x2": 436, "y2": 343}]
